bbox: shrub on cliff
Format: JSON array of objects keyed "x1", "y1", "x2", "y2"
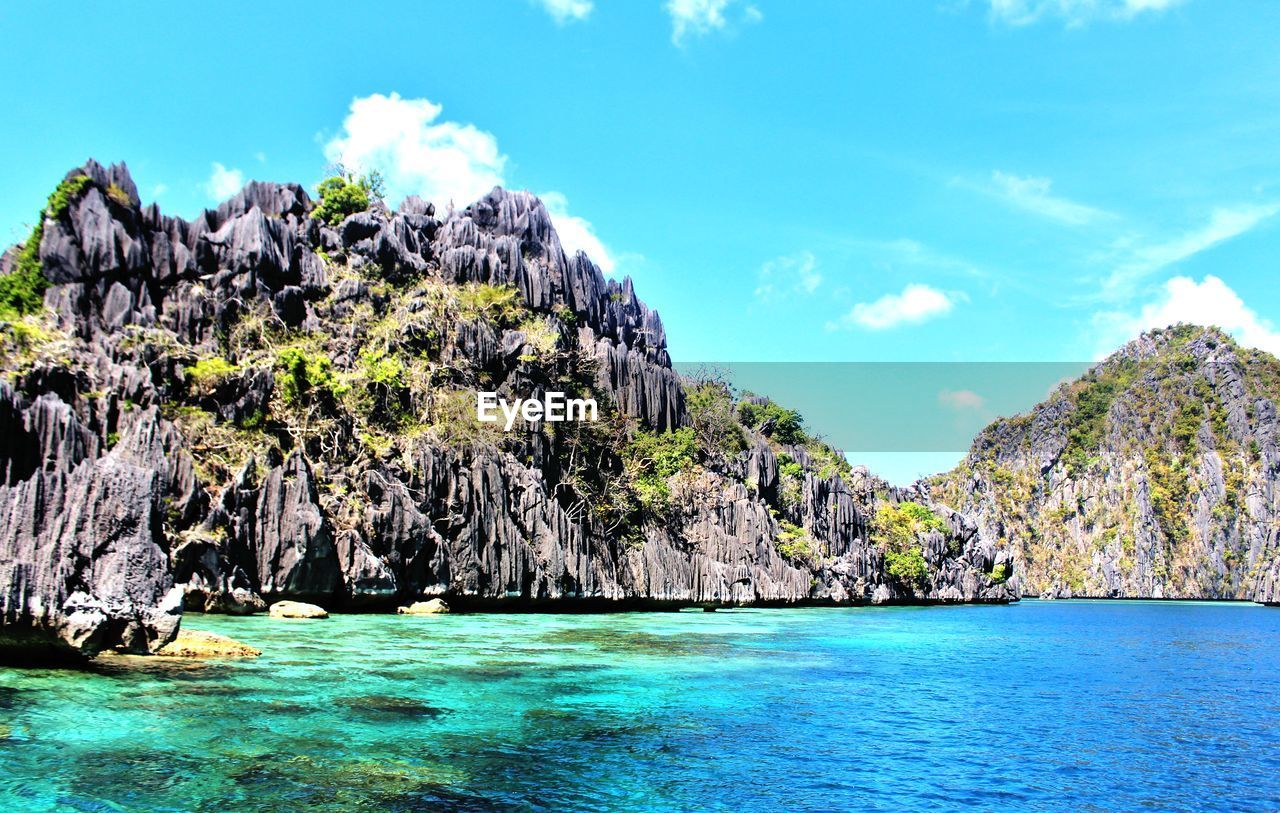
[
  {"x1": 351, "y1": 346, "x2": 410, "y2": 424},
  {"x1": 277, "y1": 345, "x2": 344, "y2": 404},
  {"x1": 885, "y1": 547, "x2": 928, "y2": 584},
  {"x1": 776, "y1": 519, "x2": 823, "y2": 563},
  {"x1": 0, "y1": 257, "x2": 49, "y2": 320},
  {"x1": 625, "y1": 427, "x2": 698, "y2": 509},
  {"x1": 0, "y1": 174, "x2": 92, "y2": 320},
  {"x1": 312, "y1": 171, "x2": 384, "y2": 226},
  {"x1": 739, "y1": 398, "x2": 806, "y2": 445},
  {"x1": 872, "y1": 501, "x2": 945, "y2": 587},
  {"x1": 185, "y1": 357, "x2": 240, "y2": 391},
  {"x1": 516, "y1": 316, "x2": 561, "y2": 362},
  {"x1": 458, "y1": 283, "x2": 524, "y2": 326},
  {"x1": 684, "y1": 380, "x2": 747, "y2": 459}
]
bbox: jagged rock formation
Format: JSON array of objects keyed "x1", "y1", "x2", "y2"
[
  {"x1": 0, "y1": 383, "x2": 183, "y2": 657},
  {"x1": 929, "y1": 326, "x2": 1280, "y2": 603},
  {"x1": 0, "y1": 161, "x2": 1012, "y2": 656}
]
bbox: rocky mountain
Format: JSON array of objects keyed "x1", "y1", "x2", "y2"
[
  {"x1": 929, "y1": 325, "x2": 1280, "y2": 603},
  {"x1": 0, "y1": 161, "x2": 1013, "y2": 658}
]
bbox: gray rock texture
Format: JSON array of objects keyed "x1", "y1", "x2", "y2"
[
  {"x1": 930, "y1": 326, "x2": 1280, "y2": 603},
  {"x1": 0, "y1": 384, "x2": 182, "y2": 657},
  {"x1": 0, "y1": 161, "x2": 1014, "y2": 655}
]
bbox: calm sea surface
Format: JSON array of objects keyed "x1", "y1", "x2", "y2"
[{"x1": 1, "y1": 601, "x2": 1278, "y2": 812}]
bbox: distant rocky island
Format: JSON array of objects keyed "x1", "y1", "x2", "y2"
[
  {"x1": 930, "y1": 324, "x2": 1280, "y2": 603},
  {"x1": 0, "y1": 161, "x2": 1275, "y2": 662}
]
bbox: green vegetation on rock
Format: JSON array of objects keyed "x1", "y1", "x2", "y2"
[
  {"x1": 1062, "y1": 360, "x2": 1136, "y2": 476},
  {"x1": 0, "y1": 174, "x2": 92, "y2": 320},
  {"x1": 186, "y1": 357, "x2": 240, "y2": 390},
  {"x1": 458, "y1": 283, "x2": 524, "y2": 326},
  {"x1": 312, "y1": 171, "x2": 384, "y2": 226},
  {"x1": 884, "y1": 547, "x2": 928, "y2": 585},
  {"x1": 871, "y1": 501, "x2": 945, "y2": 587},
  {"x1": 684, "y1": 380, "x2": 747, "y2": 459},
  {"x1": 776, "y1": 518, "x2": 822, "y2": 563},
  {"x1": 277, "y1": 345, "x2": 344, "y2": 405},
  {"x1": 738, "y1": 398, "x2": 805, "y2": 445},
  {"x1": 624, "y1": 427, "x2": 698, "y2": 509}
]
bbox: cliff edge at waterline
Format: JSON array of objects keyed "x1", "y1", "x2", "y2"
[
  {"x1": 0, "y1": 162, "x2": 1013, "y2": 657},
  {"x1": 930, "y1": 326, "x2": 1280, "y2": 604}
]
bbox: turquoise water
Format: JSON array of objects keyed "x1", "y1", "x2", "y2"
[{"x1": 2, "y1": 602, "x2": 1279, "y2": 812}]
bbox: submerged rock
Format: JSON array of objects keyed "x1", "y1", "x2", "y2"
[
  {"x1": 268, "y1": 601, "x2": 329, "y2": 619},
  {"x1": 154, "y1": 628, "x2": 261, "y2": 658},
  {"x1": 397, "y1": 599, "x2": 450, "y2": 615}
]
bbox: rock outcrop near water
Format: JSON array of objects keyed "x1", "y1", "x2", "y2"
[
  {"x1": 0, "y1": 161, "x2": 1012, "y2": 656},
  {"x1": 929, "y1": 326, "x2": 1280, "y2": 602}
]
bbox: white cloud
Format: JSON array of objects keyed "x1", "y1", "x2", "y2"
[
  {"x1": 986, "y1": 0, "x2": 1187, "y2": 26},
  {"x1": 324, "y1": 93, "x2": 616, "y2": 272},
  {"x1": 987, "y1": 171, "x2": 1109, "y2": 226},
  {"x1": 539, "y1": 191, "x2": 615, "y2": 274},
  {"x1": 755, "y1": 251, "x2": 822, "y2": 301},
  {"x1": 1093, "y1": 274, "x2": 1280, "y2": 357},
  {"x1": 828, "y1": 283, "x2": 960, "y2": 331},
  {"x1": 533, "y1": 0, "x2": 592, "y2": 23},
  {"x1": 665, "y1": 0, "x2": 761, "y2": 45},
  {"x1": 1100, "y1": 203, "x2": 1278, "y2": 298},
  {"x1": 254, "y1": 151, "x2": 267, "y2": 163},
  {"x1": 839, "y1": 237, "x2": 995, "y2": 283},
  {"x1": 204, "y1": 163, "x2": 244, "y2": 200},
  {"x1": 324, "y1": 92, "x2": 507, "y2": 210},
  {"x1": 151, "y1": 183, "x2": 168, "y2": 199},
  {"x1": 939, "y1": 388, "x2": 987, "y2": 411}
]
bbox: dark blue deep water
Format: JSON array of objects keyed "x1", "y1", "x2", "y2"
[{"x1": 2, "y1": 601, "x2": 1278, "y2": 811}]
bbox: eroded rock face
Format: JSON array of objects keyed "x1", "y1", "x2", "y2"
[
  {"x1": 930, "y1": 326, "x2": 1280, "y2": 602},
  {"x1": 247, "y1": 451, "x2": 339, "y2": 602},
  {"x1": 0, "y1": 161, "x2": 1015, "y2": 658},
  {"x1": 0, "y1": 383, "x2": 182, "y2": 657}
]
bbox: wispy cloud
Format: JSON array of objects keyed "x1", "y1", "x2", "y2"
[
  {"x1": 985, "y1": 0, "x2": 1188, "y2": 26},
  {"x1": 838, "y1": 237, "x2": 993, "y2": 283},
  {"x1": 755, "y1": 251, "x2": 822, "y2": 302},
  {"x1": 203, "y1": 163, "x2": 244, "y2": 200},
  {"x1": 938, "y1": 388, "x2": 987, "y2": 411},
  {"x1": 827, "y1": 283, "x2": 961, "y2": 330},
  {"x1": 533, "y1": 0, "x2": 593, "y2": 24},
  {"x1": 1092, "y1": 274, "x2": 1280, "y2": 357},
  {"x1": 982, "y1": 171, "x2": 1111, "y2": 226},
  {"x1": 1099, "y1": 203, "x2": 1279, "y2": 298},
  {"x1": 665, "y1": 0, "x2": 761, "y2": 46}
]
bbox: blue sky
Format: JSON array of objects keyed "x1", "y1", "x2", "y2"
[{"x1": 2, "y1": 0, "x2": 1278, "y2": 481}]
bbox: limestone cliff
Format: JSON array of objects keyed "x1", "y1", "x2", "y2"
[
  {"x1": 0, "y1": 161, "x2": 1012, "y2": 656},
  {"x1": 929, "y1": 326, "x2": 1280, "y2": 603}
]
